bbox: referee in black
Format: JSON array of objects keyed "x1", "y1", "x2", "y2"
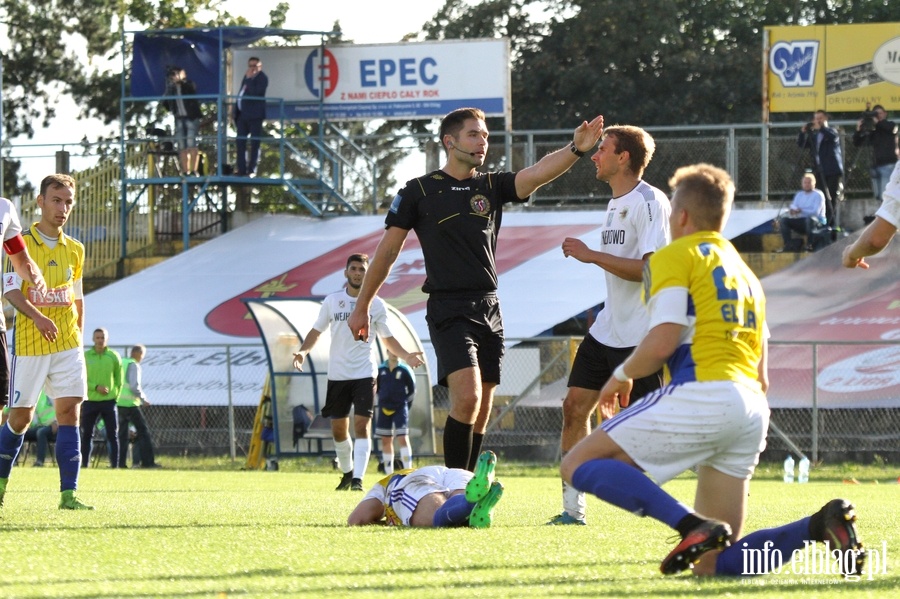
[{"x1": 349, "y1": 107, "x2": 604, "y2": 471}]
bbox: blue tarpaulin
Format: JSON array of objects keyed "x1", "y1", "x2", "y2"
[{"x1": 130, "y1": 27, "x2": 329, "y2": 98}]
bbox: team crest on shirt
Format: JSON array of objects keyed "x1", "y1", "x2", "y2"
[
  {"x1": 338, "y1": 299, "x2": 346, "y2": 309},
  {"x1": 470, "y1": 194, "x2": 490, "y2": 215},
  {"x1": 619, "y1": 207, "x2": 629, "y2": 220}
]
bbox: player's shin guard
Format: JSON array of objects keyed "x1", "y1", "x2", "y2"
[
  {"x1": 0, "y1": 422, "x2": 25, "y2": 479},
  {"x1": 432, "y1": 493, "x2": 474, "y2": 527},
  {"x1": 571, "y1": 459, "x2": 691, "y2": 528},
  {"x1": 56, "y1": 425, "x2": 81, "y2": 492}
]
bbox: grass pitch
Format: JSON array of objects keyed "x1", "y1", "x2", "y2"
[{"x1": 0, "y1": 458, "x2": 897, "y2": 598}]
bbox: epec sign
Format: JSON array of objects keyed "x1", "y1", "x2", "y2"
[{"x1": 233, "y1": 38, "x2": 509, "y2": 121}]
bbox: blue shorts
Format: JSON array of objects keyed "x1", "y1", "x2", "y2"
[{"x1": 375, "y1": 403, "x2": 410, "y2": 436}]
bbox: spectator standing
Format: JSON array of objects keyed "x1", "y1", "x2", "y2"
[
  {"x1": 117, "y1": 344, "x2": 160, "y2": 468},
  {"x1": 375, "y1": 350, "x2": 416, "y2": 474},
  {"x1": 797, "y1": 109, "x2": 844, "y2": 226},
  {"x1": 0, "y1": 174, "x2": 93, "y2": 509},
  {"x1": 164, "y1": 66, "x2": 203, "y2": 176},
  {"x1": 852, "y1": 103, "x2": 899, "y2": 203},
  {"x1": 232, "y1": 56, "x2": 268, "y2": 177},
  {"x1": 82, "y1": 328, "x2": 122, "y2": 468}
]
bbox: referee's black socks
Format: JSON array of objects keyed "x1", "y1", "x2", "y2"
[{"x1": 444, "y1": 416, "x2": 473, "y2": 470}]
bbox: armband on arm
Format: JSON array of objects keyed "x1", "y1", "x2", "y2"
[{"x1": 3, "y1": 234, "x2": 26, "y2": 256}]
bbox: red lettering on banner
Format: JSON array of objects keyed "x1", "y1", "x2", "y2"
[{"x1": 204, "y1": 225, "x2": 597, "y2": 337}]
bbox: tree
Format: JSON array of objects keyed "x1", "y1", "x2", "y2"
[
  {"x1": 421, "y1": 0, "x2": 900, "y2": 128},
  {"x1": 0, "y1": 0, "x2": 290, "y2": 196}
]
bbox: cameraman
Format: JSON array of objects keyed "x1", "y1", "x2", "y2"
[
  {"x1": 852, "y1": 104, "x2": 899, "y2": 202},
  {"x1": 164, "y1": 66, "x2": 202, "y2": 176},
  {"x1": 797, "y1": 109, "x2": 843, "y2": 227}
]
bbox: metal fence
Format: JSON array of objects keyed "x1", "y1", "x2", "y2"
[
  {"x1": 363, "y1": 120, "x2": 878, "y2": 208},
  {"x1": 124, "y1": 338, "x2": 900, "y2": 466},
  {"x1": 481, "y1": 337, "x2": 900, "y2": 465}
]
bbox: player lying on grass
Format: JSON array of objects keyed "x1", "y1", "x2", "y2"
[{"x1": 348, "y1": 451, "x2": 503, "y2": 528}]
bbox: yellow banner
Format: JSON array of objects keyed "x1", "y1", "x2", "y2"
[{"x1": 766, "y1": 23, "x2": 900, "y2": 115}]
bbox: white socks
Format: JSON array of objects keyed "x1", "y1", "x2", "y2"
[
  {"x1": 334, "y1": 438, "x2": 353, "y2": 474},
  {"x1": 353, "y1": 437, "x2": 371, "y2": 479},
  {"x1": 562, "y1": 480, "x2": 587, "y2": 520}
]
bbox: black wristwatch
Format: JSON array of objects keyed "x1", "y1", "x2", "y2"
[{"x1": 569, "y1": 142, "x2": 586, "y2": 158}]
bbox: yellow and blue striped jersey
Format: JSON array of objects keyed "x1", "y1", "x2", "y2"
[
  {"x1": 645, "y1": 231, "x2": 765, "y2": 389},
  {"x1": 5, "y1": 223, "x2": 84, "y2": 356}
]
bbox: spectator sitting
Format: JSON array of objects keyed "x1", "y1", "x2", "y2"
[
  {"x1": 778, "y1": 173, "x2": 826, "y2": 252},
  {"x1": 28, "y1": 392, "x2": 58, "y2": 467}
]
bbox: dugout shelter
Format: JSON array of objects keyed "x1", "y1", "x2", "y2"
[{"x1": 244, "y1": 297, "x2": 435, "y2": 458}]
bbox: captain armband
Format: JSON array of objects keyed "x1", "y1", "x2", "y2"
[{"x1": 3, "y1": 234, "x2": 26, "y2": 255}]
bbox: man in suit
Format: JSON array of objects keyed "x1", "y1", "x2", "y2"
[
  {"x1": 232, "y1": 56, "x2": 268, "y2": 176},
  {"x1": 797, "y1": 109, "x2": 844, "y2": 226}
]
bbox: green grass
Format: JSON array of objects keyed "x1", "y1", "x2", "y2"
[{"x1": 1, "y1": 459, "x2": 898, "y2": 598}]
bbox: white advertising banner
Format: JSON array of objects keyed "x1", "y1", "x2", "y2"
[
  {"x1": 139, "y1": 346, "x2": 267, "y2": 406},
  {"x1": 232, "y1": 39, "x2": 510, "y2": 121}
]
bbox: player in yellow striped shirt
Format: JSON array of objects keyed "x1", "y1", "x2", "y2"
[
  {"x1": 0, "y1": 174, "x2": 92, "y2": 510},
  {"x1": 561, "y1": 164, "x2": 863, "y2": 577}
]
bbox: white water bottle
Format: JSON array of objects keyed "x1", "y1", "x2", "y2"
[
  {"x1": 798, "y1": 457, "x2": 810, "y2": 483},
  {"x1": 783, "y1": 455, "x2": 795, "y2": 483}
]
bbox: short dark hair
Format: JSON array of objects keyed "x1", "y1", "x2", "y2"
[
  {"x1": 249, "y1": 56, "x2": 260, "y2": 64},
  {"x1": 39, "y1": 174, "x2": 76, "y2": 198},
  {"x1": 603, "y1": 125, "x2": 656, "y2": 177},
  {"x1": 439, "y1": 107, "x2": 486, "y2": 146},
  {"x1": 346, "y1": 253, "x2": 369, "y2": 268}
]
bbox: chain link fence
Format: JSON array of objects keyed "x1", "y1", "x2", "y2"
[
  {"x1": 381, "y1": 120, "x2": 876, "y2": 209},
  {"x1": 95, "y1": 338, "x2": 900, "y2": 466},
  {"x1": 480, "y1": 337, "x2": 900, "y2": 465}
]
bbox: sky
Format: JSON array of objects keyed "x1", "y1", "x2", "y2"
[{"x1": 8, "y1": 0, "x2": 452, "y2": 190}]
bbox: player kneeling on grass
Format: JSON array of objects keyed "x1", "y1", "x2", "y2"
[
  {"x1": 348, "y1": 451, "x2": 503, "y2": 528},
  {"x1": 560, "y1": 164, "x2": 865, "y2": 577}
]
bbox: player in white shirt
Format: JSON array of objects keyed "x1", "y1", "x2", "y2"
[
  {"x1": 551, "y1": 125, "x2": 671, "y2": 525},
  {"x1": 348, "y1": 451, "x2": 503, "y2": 528},
  {"x1": 843, "y1": 161, "x2": 900, "y2": 268},
  {"x1": 0, "y1": 196, "x2": 48, "y2": 412},
  {"x1": 293, "y1": 253, "x2": 423, "y2": 491}
]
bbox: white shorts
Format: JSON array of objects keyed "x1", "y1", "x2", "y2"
[
  {"x1": 602, "y1": 381, "x2": 769, "y2": 484},
  {"x1": 364, "y1": 465, "x2": 473, "y2": 526},
  {"x1": 9, "y1": 348, "x2": 87, "y2": 408}
]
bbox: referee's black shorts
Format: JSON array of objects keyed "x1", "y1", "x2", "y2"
[
  {"x1": 426, "y1": 293, "x2": 504, "y2": 387},
  {"x1": 567, "y1": 333, "x2": 662, "y2": 400}
]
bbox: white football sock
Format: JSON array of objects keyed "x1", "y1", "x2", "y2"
[
  {"x1": 399, "y1": 445, "x2": 412, "y2": 469},
  {"x1": 353, "y1": 437, "x2": 371, "y2": 479},
  {"x1": 382, "y1": 448, "x2": 394, "y2": 474},
  {"x1": 334, "y1": 438, "x2": 353, "y2": 474}
]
